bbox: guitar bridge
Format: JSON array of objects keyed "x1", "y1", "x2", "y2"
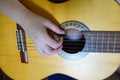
[{"x1": 16, "y1": 24, "x2": 28, "y2": 63}]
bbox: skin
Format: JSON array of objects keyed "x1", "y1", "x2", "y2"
[
  {"x1": 0, "y1": 0, "x2": 65, "y2": 56},
  {"x1": 65, "y1": 28, "x2": 82, "y2": 40}
]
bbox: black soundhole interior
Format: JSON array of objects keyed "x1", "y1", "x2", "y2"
[
  {"x1": 48, "y1": 0, "x2": 69, "y2": 3},
  {"x1": 62, "y1": 28, "x2": 85, "y2": 54}
]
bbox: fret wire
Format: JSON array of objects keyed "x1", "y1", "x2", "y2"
[
  {"x1": 91, "y1": 32, "x2": 93, "y2": 52},
  {"x1": 96, "y1": 32, "x2": 98, "y2": 52},
  {"x1": 87, "y1": 45, "x2": 120, "y2": 48},
  {"x1": 113, "y1": 32, "x2": 117, "y2": 53},
  {"x1": 20, "y1": 27, "x2": 120, "y2": 53},
  {"x1": 101, "y1": 32, "x2": 104, "y2": 52},
  {"x1": 63, "y1": 47, "x2": 120, "y2": 50},
  {"x1": 87, "y1": 41, "x2": 88, "y2": 52},
  {"x1": 25, "y1": 31, "x2": 120, "y2": 53},
  {"x1": 91, "y1": 32, "x2": 94, "y2": 52},
  {"x1": 62, "y1": 35, "x2": 120, "y2": 38},
  {"x1": 86, "y1": 33, "x2": 89, "y2": 52},
  {"x1": 63, "y1": 39, "x2": 120, "y2": 42},
  {"x1": 88, "y1": 45, "x2": 120, "y2": 49},
  {"x1": 88, "y1": 50, "x2": 120, "y2": 53},
  {"x1": 83, "y1": 31, "x2": 120, "y2": 33},
  {"x1": 107, "y1": 32, "x2": 110, "y2": 52},
  {"x1": 63, "y1": 44, "x2": 120, "y2": 47}
]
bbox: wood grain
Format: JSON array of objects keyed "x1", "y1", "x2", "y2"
[{"x1": 0, "y1": 0, "x2": 120, "y2": 80}]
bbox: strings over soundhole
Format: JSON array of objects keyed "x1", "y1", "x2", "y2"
[{"x1": 62, "y1": 28, "x2": 85, "y2": 54}]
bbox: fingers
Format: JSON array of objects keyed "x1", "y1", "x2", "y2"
[
  {"x1": 45, "y1": 45, "x2": 63, "y2": 56},
  {"x1": 35, "y1": 45, "x2": 45, "y2": 56},
  {"x1": 34, "y1": 20, "x2": 65, "y2": 56},
  {"x1": 35, "y1": 35, "x2": 63, "y2": 56},
  {"x1": 35, "y1": 43, "x2": 63, "y2": 56},
  {"x1": 44, "y1": 21, "x2": 65, "y2": 34},
  {"x1": 47, "y1": 36, "x2": 63, "y2": 49}
]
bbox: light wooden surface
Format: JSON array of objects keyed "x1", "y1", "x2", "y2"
[{"x1": 0, "y1": 0, "x2": 120, "y2": 80}]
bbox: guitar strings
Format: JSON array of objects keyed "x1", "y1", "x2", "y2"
[
  {"x1": 27, "y1": 47, "x2": 120, "y2": 53},
  {"x1": 26, "y1": 39, "x2": 120, "y2": 46},
  {"x1": 26, "y1": 42, "x2": 120, "y2": 52},
  {"x1": 25, "y1": 31, "x2": 120, "y2": 51},
  {"x1": 26, "y1": 43, "x2": 120, "y2": 49},
  {"x1": 27, "y1": 44, "x2": 120, "y2": 48}
]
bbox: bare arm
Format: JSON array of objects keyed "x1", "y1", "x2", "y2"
[{"x1": 0, "y1": 0, "x2": 64, "y2": 56}]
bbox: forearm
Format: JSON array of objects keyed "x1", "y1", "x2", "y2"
[
  {"x1": 0, "y1": 0, "x2": 32, "y2": 25},
  {"x1": 0, "y1": 0, "x2": 64, "y2": 56}
]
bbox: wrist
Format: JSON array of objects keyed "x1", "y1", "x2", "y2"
[{"x1": 0, "y1": 0, "x2": 34, "y2": 26}]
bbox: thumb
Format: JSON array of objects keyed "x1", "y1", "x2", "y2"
[{"x1": 45, "y1": 21, "x2": 64, "y2": 34}]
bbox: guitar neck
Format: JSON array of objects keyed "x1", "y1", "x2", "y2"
[{"x1": 83, "y1": 31, "x2": 120, "y2": 53}]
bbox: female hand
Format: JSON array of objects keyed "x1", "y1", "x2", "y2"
[
  {"x1": 22, "y1": 13, "x2": 64, "y2": 56},
  {"x1": 0, "y1": 0, "x2": 64, "y2": 56}
]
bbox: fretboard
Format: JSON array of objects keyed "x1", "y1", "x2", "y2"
[{"x1": 83, "y1": 31, "x2": 120, "y2": 53}]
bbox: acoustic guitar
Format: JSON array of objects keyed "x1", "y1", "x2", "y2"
[{"x1": 0, "y1": 0, "x2": 120, "y2": 80}]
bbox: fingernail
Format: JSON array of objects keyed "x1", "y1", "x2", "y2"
[
  {"x1": 61, "y1": 45, "x2": 63, "y2": 49},
  {"x1": 63, "y1": 31, "x2": 65, "y2": 34},
  {"x1": 61, "y1": 30, "x2": 65, "y2": 34}
]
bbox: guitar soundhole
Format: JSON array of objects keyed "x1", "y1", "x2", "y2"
[{"x1": 62, "y1": 28, "x2": 85, "y2": 54}]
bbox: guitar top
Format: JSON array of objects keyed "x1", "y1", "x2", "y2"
[{"x1": 0, "y1": 0, "x2": 120, "y2": 80}]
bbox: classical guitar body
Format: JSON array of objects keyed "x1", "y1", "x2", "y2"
[{"x1": 0, "y1": 0, "x2": 120, "y2": 80}]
